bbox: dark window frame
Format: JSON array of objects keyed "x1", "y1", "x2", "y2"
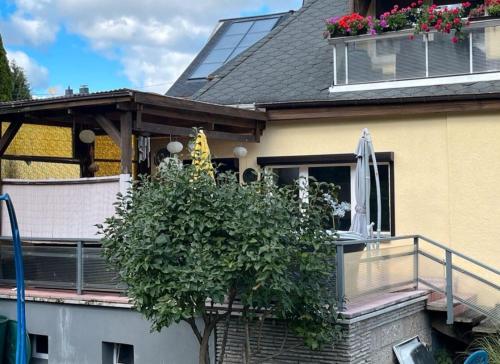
[{"x1": 258, "y1": 153, "x2": 395, "y2": 236}]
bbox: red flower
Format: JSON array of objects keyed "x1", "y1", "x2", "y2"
[
  {"x1": 453, "y1": 17, "x2": 461, "y2": 24},
  {"x1": 462, "y1": 1, "x2": 471, "y2": 7},
  {"x1": 418, "y1": 0, "x2": 423, "y2": 4},
  {"x1": 452, "y1": 36, "x2": 459, "y2": 43},
  {"x1": 411, "y1": 2, "x2": 417, "y2": 7}
]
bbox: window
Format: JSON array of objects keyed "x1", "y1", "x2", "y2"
[
  {"x1": 189, "y1": 16, "x2": 280, "y2": 79},
  {"x1": 268, "y1": 162, "x2": 393, "y2": 234},
  {"x1": 30, "y1": 334, "x2": 49, "y2": 361},
  {"x1": 102, "y1": 342, "x2": 134, "y2": 364}
]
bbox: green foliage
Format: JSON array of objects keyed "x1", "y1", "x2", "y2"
[
  {"x1": 434, "y1": 348, "x2": 453, "y2": 364},
  {"x1": 469, "y1": 335, "x2": 500, "y2": 363},
  {"x1": 10, "y1": 61, "x2": 31, "y2": 100},
  {"x1": 0, "y1": 34, "x2": 12, "y2": 102},
  {"x1": 101, "y1": 160, "x2": 342, "y2": 361},
  {"x1": 488, "y1": 4, "x2": 500, "y2": 16}
]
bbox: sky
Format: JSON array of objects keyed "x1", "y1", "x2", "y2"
[{"x1": 0, "y1": 0, "x2": 302, "y2": 97}]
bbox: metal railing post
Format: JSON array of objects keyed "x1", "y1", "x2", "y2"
[
  {"x1": 413, "y1": 236, "x2": 419, "y2": 289},
  {"x1": 336, "y1": 244, "x2": 345, "y2": 311},
  {"x1": 76, "y1": 241, "x2": 83, "y2": 295},
  {"x1": 445, "y1": 250, "x2": 454, "y2": 324}
]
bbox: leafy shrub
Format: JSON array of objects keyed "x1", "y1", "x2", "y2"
[{"x1": 101, "y1": 160, "x2": 343, "y2": 364}]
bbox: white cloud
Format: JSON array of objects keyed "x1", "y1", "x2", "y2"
[
  {"x1": 6, "y1": 49, "x2": 50, "y2": 90},
  {"x1": 0, "y1": 0, "x2": 300, "y2": 92}
]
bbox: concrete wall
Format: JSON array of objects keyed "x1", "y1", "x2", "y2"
[
  {"x1": 216, "y1": 299, "x2": 431, "y2": 364},
  {"x1": 151, "y1": 110, "x2": 500, "y2": 269},
  {"x1": 0, "y1": 300, "x2": 206, "y2": 364}
]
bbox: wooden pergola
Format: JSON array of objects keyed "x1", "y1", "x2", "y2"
[{"x1": 0, "y1": 89, "x2": 266, "y2": 177}]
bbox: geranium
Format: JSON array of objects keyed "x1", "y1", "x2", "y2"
[
  {"x1": 379, "y1": 4, "x2": 412, "y2": 31},
  {"x1": 414, "y1": 2, "x2": 470, "y2": 41},
  {"x1": 325, "y1": 13, "x2": 373, "y2": 37}
]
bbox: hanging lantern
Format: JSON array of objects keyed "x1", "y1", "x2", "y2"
[
  {"x1": 78, "y1": 129, "x2": 96, "y2": 144},
  {"x1": 233, "y1": 146, "x2": 248, "y2": 158},
  {"x1": 166, "y1": 141, "x2": 183, "y2": 154}
]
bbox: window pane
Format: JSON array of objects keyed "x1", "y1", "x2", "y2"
[
  {"x1": 227, "y1": 45, "x2": 251, "y2": 61},
  {"x1": 226, "y1": 21, "x2": 253, "y2": 35},
  {"x1": 309, "y1": 166, "x2": 351, "y2": 231},
  {"x1": 190, "y1": 62, "x2": 223, "y2": 79},
  {"x1": 274, "y1": 167, "x2": 299, "y2": 187},
  {"x1": 249, "y1": 18, "x2": 278, "y2": 32},
  {"x1": 239, "y1": 32, "x2": 268, "y2": 47},
  {"x1": 370, "y1": 164, "x2": 391, "y2": 232},
  {"x1": 204, "y1": 48, "x2": 233, "y2": 63},
  {"x1": 215, "y1": 34, "x2": 244, "y2": 49}
]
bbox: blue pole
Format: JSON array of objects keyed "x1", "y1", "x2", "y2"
[{"x1": 0, "y1": 194, "x2": 27, "y2": 364}]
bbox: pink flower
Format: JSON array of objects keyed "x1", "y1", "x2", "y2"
[{"x1": 411, "y1": 2, "x2": 417, "y2": 7}]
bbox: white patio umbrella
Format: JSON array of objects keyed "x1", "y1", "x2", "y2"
[{"x1": 349, "y1": 128, "x2": 382, "y2": 241}]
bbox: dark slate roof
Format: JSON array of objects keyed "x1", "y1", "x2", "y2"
[
  {"x1": 192, "y1": 0, "x2": 345, "y2": 104},
  {"x1": 192, "y1": 0, "x2": 500, "y2": 106},
  {"x1": 166, "y1": 12, "x2": 293, "y2": 98}
]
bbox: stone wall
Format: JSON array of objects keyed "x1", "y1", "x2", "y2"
[{"x1": 216, "y1": 299, "x2": 431, "y2": 363}]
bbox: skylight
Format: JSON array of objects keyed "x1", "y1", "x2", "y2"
[{"x1": 189, "y1": 16, "x2": 280, "y2": 80}]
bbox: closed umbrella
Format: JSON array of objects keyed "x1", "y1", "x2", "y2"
[
  {"x1": 191, "y1": 129, "x2": 214, "y2": 179},
  {"x1": 349, "y1": 128, "x2": 381, "y2": 243}
]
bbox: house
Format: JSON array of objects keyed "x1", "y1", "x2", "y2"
[{"x1": 0, "y1": 0, "x2": 497, "y2": 362}]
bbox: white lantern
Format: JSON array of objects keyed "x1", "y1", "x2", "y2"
[
  {"x1": 167, "y1": 141, "x2": 183, "y2": 154},
  {"x1": 233, "y1": 146, "x2": 248, "y2": 158},
  {"x1": 78, "y1": 129, "x2": 96, "y2": 144}
]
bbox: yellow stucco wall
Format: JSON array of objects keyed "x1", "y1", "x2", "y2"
[{"x1": 199, "y1": 110, "x2": 500, "y2": 269}]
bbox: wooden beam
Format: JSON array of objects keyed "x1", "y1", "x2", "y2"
[
  {"x1": 95, "y1": 114, "x2": 120, "y2": 146},
  {"x1": 0, "y1": 96, "x2": 132, "y2": 116},
  {"x1": 120, "y1": 112, "x2": 133, "y2": 175},
  {"x1": 0, "y1": 121, "x2": 22, "y2": 157},
  {"x1": 2, "y1": 154, "x2": 80, "y2": 164},
  {"x1": 134, "y1": 92, "x2": 267, "y2": 121},
  {"x1": 266, "y1": 99, "x2": 500, "y2": 121},
  {"x1": 141, "y1": 106, "x2": 258, "y2": 130},
  {"x1": 136, "y1": 121, "x2": 257, "y2": 142}
]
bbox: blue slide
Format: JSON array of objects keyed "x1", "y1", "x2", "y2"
[{"x1": 0, "y1": 194, "x2": 27, "y2": 364}]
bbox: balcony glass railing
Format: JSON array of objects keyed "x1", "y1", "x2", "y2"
[
  {"x1": 0, "y1": 237, "x2": 125, "y2": 294},
  {"x1": 329, "y1": 19, "x2": 500, "y2": 89}
]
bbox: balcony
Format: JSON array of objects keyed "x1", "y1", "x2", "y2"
[{"x1": 328, "y1": 18, "x2": 500, "y2": 92}]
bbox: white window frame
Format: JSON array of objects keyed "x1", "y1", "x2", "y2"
[
  {"x1": 266, "y1": 162, "x2": 392, "y2": 234},
  {"x1": 31, "y1": 334, "x2": 49, "y2": 360}
]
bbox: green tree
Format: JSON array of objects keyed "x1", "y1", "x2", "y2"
[
  {"x1": 0, "y1": 34, "x2": 12, "y2": 102},
  {"x1": 10, "y1": 61, "x2": 31, "y2": 100},
  {"x1": 101, "y1": 160, "x2": 342, "y2": 364}
]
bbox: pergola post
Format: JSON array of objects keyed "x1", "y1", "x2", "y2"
[{"x1": 119, "y1": 112, "x2": 133, "y2": 195}]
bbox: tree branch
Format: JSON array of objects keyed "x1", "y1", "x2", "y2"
[{"x1": 184, "y1": 317, "x2": 203, "y2": 344}]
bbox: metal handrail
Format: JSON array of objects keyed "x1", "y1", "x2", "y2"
[{"x1": 334, "y1": 234, "x2": 500, "y2": 324}]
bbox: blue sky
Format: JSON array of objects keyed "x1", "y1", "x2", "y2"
[{"x1": 0, "y1": 0, "x2": 302, "y2": 97}]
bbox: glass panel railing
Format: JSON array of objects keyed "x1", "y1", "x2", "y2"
[
  {"x1": 344, "y1": 241, "x2": 415, "y2": 301},
  {"x1": 346, "y1": 34, "x2": 426, "y2": 84},
  {"x1": 0, "y1": 241, "x2": 124, "y2": 293},
  {"x1": 330, "y1": 19, "x2": 500, "y2": 87},
  {"x1": 472, "y1": 25, "x2": 500, "y2": 72},
  {"x1": 428, "y1": 32, "x2": 470, "y2": 77},
  {"x1": 83, "y1": 246, "x2": 125, "y2": 291}
]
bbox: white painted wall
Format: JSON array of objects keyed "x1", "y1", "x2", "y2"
[{"x1": 1, "y1": 176, "x2": 120, "y2": 239}]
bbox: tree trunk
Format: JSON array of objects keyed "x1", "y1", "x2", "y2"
[{"x1": 199, "y1": 323, "x2": 213, "y2": 364}]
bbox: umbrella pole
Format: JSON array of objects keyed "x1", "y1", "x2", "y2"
[{"x1": 365, "y1": 130, "x2": 382, "y2": 243}]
